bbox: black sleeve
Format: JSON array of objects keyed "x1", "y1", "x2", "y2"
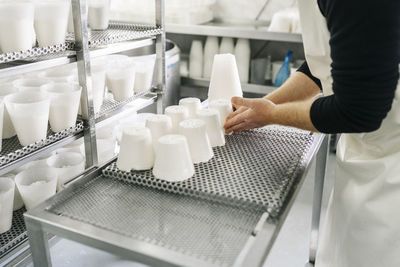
[
  {"x1": 309, "y1": 0, "x2": 400, "y2": 134},
  {"x1": 297, "y1": 61, "x2": 323, "y2": 90}
]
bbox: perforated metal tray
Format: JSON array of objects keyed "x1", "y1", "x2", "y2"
[
  {"x1": 0, "y1": 122, "x2": 84, "y2": 168},
  {"x1": 0, "y1": 209, "x2": 27, "y2": 258},
  {"x1": 0, "y1": 22, "x2": 162, "y2": 65},
  {"x1": 95, "y1": 91, "x2": 153, "y2": 120},
  {"x1": 103, "y1": 126, "x2": 314, "y2": 217},
  {"x1": 48, "y1": 176, "x2": 265, "y2": 267}
]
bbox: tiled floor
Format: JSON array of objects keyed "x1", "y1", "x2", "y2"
[{"x1": 22, "y1": 153, "x2": 336, "y2": 267}]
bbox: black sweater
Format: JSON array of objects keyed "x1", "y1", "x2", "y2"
[{"x1": 297, "y1": 0, "x2": 400, "y2": 133}]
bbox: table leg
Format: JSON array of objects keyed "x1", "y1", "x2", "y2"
[
  {"x1": 308, "y1": 135, "x2": 329, "y2": 264},
  {"x1": 25, "y1": 218, "x2": 52, "y2": 267}
]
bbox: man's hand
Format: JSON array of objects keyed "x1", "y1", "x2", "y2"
[{"x1": 224, "y1": 97, "x2": 276, "y2": 134}]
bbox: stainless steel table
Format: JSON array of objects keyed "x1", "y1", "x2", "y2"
[{"x1": 24, "y1": 126, "x2": 328, "y2": 267}]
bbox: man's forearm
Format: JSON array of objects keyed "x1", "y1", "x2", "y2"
[
  {"x1": 271, "y1": 96, "x2": 319, "y2": 132},
  {"x1": 265, "y1": 72, "x2": 321, "y2": 104}
]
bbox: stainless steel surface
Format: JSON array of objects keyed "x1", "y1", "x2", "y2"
[
  {"x1": 0, "y1": 122, "x2": 84, "y2": 176},
  {"x1": 309, "y1": 135, "x2": 329, "y2": 264},
  {"x1": 166, "y1": 22, "x2": 302, "y2": 43},
  {"x1": 47, "y1": 175, "x2": 265, "y2": 267},
  {"x1": 155, "y1": 0, "x2": 166, "y2": 114},
  {"x1": 0, "y1": 44, "x2": 74, "y2": 65},
  {"x1": 25, "y1": 219, "x2": 52, "y2": 267},
  {"x1": 24, "y1": 127, "x2": 324, "y2": 267},
  {"x1": 181, "y1": 76, "x2": 276, "y2": 95},
  {"x1": 104, "y1": 126, "x2": 314, "y2": 217},
  {"x1": 95, "y1": 92, "x2": 157, "y2": 123},
  {"x1": 67, "y1": 22, "x2": 162, "y2": 49},
  {"x1": 72, "y1": 0, "x2": 98, "y2": 169},
  {"x1": 0, "y1": 209, "x2": 27, "y2": 260}
]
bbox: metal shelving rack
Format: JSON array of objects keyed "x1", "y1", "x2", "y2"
[{"x1": 0, "y1": 0, "x2": 166, "y2": 264}]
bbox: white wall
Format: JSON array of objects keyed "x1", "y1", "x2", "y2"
[{"x1": 213, "y1": 0, "x2": 297, "y2": 21}]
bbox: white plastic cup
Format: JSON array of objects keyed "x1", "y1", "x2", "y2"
[
  {"x1": 88, "y1": 0, "x2": 111, "y2": 30},
  {"x1": 92, "y1": 64, "x2": 107, "y2": 113},
  {"x1": 208, "y1": 99, "x2": 233, "y2": 128},
  {"x1": 5, "y1": 91, "x2": 50, "y2": 146},
  {"x1": 234, "y1": 39, "x2": 251, "y2": 83},
  {"x1": 0, "y1": 178, "x2": 14, "y2": 233},
  {"x1": 34, "y1": 0, "x2": 70, "y2": 47},
  {"x1": 153, "y1": 135, "x2": 194, "y2": 182},
  {"x1": 165, "y1": 105, "x2": 189, "y2": 134},
  {"x1": 219, "y1": 37, "x2": 235, "y2": 54},
  {"x1": 1, "y1": 174, "x2": 24, "y2": 211},
  {"x1": 203, "y1": 36, "x2": 219, "y2": 79},
  {"x1": 189, "y1": 40, "x2": 203, "y2": 78},
  {"x1": 117, "y1": 126, "x2": 154, "y2": 172},
  {"x1": 133, "y1": 58, "x2": 155, "y2": 94},
  {"x1": 13, "y1": 78, "x2": 52, "y2": 92},
  {"x1": 56, "y1": 138, "x2": 84, "y2": 156},
  {"x1": 145, "y1": 115, "x2": 172, "y2": 148},
  {"x1": 106, "y1": 61, "x2": 136, "y2": 101},
  {"x1": 179, "y1": 119, "x2": 213, "y2": 164},
  {"x1": 67, "y1": 4, "x2": 74, "y2": 32},
  {"x1": 15, "y1": 167, "x2": 58, "y2": 211},
  {"x1": 42, "y1": 83, "x2": 82, "y2": 132},
  {"x1": 39, "y1": 67, "x2": 75, "y2": 83},
  {"x1": 179, "y1": 97, "x2": 201, "y2": 119},
  {"x1": 208, "y1": 54, "x2": 243, "y2": 102},
  {"x1": 47, "y1": 152, "x2": 85, "y2": 191},
  {"x1": 0, "y1": 83, "x2": 18, "y2": 139},
  {"x1": 0, "y1": 1, "x2": 34, "y2": 53},
  {"x1": 196, "y1": 109, "x2": 225, "y2": 147}
]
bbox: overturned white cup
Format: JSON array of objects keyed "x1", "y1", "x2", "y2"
[
  {"x1": 196, "y1": 109, "x2": 225, "y2": 147},
  {"x1": 165, "y1": 105, "x2": 189, "y2": 134}
]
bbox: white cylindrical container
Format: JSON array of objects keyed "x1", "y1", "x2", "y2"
[
  {"x1": 208, "y1": 99, "x2": 233, "y2": 128},
  {"x1": 179, "y1": 97, "x2": 201, "y2": 119},
  {"x1": 13, "y1": 78, "x2": 51, "y2": 92},
  {"x1": 38, "y1": 67, "x2": 75, "y2": 83},
  {"x1": 47, "y1": 152, "x2": 85, "y2": 191},
  {"x1": 219, "y1": 37, "x2": 234, "y2": 54},
  {"x1": 133, "y1": 59, "x2": 155, "y2": 94},
  {"x1": 34, "y1": 0, "x2": 70, "y2": 47},
  {"x1": 0, "y1": 1, "x2": 34, "y2": 53},
  {"x1": 203, "y1": 36, "x2": 219, "y2": 79},
  {"x1": 5, "y1": 91, "x2": 50, "y2": 146},
  {"x1": 91, "y1": 64, "x2": 107, "y2": 113},
  {"x1": 145, "y1": 115, "x2": 172, "y2": 148},
  {"x1": 196, "y1": 109, "x2": 225, "y2": 147},
  {"x1": 165, "y1": 105, "x2": 189, "y2": 134},
  {"x1": 234, "y1": 39, "x2": 251, "y2": 83},
  {"x1": 42, "y1": 83, "x2": 82, "y2": 132},
  {"x1": 153, "y1": 135, "x2": 194, "y2": 182},
  {"x1": 0, "y1": 83, "x2": 18, "y2": 139},
  {"x1": 56, "y1": 138, "x2": 84, "y2": 156},
  {"x1": 1, "y1": 174, "x2": 24, "y2": 211},
  {"x1": 189, "y1": 40, "x2": 203, "y2": 78},
  {"x1": 106, "y1": 60, "x2": 136, "y2": 101},
  {"x1": 0, "y1": 178, "x2": 14, "y2": 234},
  {"x1": 179, "y1": 119, "x2": 213, "y2": 164},
  {"x1": 208, "y1": 54, "x2": 243, "y2": 102},
  {"x1": 15, "y1": 167, "x2": 58, "y2": 211},
  {"x1": 88, "y1": 0, "x2": 111, "y2": 30},
  {"x1": 117, "y1": 126, "x2": 154, "y2": 172}
]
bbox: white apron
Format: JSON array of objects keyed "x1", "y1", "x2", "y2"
[{"x1": 298, "y1": 1, "x2": 400, "y2": 267}]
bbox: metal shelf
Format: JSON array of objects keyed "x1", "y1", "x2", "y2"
[
  {"x1": 24, "y1": 127, "x2": 325, "y2": 267},
  {"x1": 0, "y1": 209, "x2": 27, "y2": 260},
  {"x1": 181, "y1": 76, "x2": 276, "y2": 95},
  {"x1": 0, "y1": 22, "x2": 162, "y2": 79},
  {"x1": 166, "y1": 21, "x2": 302, "y2": 43},
  {"x1": 0, "y1": 122, "x2": 84, "y2": 176},
  {"x1": 95, "y1": 91, "x2": 157, "y2": 123}
]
